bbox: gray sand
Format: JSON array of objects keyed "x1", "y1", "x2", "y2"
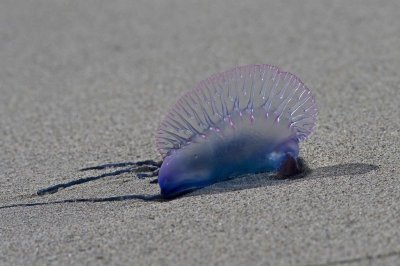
[{"x1": 1, "y1": 0, "x2": 400, "y2": 265}]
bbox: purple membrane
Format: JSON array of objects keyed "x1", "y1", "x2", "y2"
[{"x1": 156, "y1": 64, "x2": 318, "y2": 198}]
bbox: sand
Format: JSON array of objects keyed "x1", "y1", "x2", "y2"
[{"x1": 1, "y1": 0, "x2": 400, "y2": 265}]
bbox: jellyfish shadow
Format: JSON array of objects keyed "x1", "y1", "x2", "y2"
[
  {"x1": 0, "y1": 160, "x2": 379, "y2": 210},
  {"x1": 187, "y1": 161, "x2": 379, "y2": 197}
]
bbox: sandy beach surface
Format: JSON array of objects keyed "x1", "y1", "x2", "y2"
[{"x1": 1, "y1": 0, "x2": 400, "y2": 265}]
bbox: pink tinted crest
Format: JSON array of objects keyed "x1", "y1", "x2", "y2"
[{"x1": 156, "y1": 64, "x2": 318, "y2": 158}]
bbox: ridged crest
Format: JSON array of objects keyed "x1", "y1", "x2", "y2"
[{"x1": 156, "y1": 64, "x2": 318, "y2": 158}]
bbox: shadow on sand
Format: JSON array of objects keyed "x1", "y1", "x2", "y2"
[{"x1": 0, "y1": 159, "x2": 379, "y2": 209}]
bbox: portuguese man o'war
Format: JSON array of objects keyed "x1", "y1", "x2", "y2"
[
  {"x1": 156, "y1": 64, "x2": 318, "y2": 198},
  {"x1": 34, "y1": 64, "x2": 317, "y2": 200}
]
